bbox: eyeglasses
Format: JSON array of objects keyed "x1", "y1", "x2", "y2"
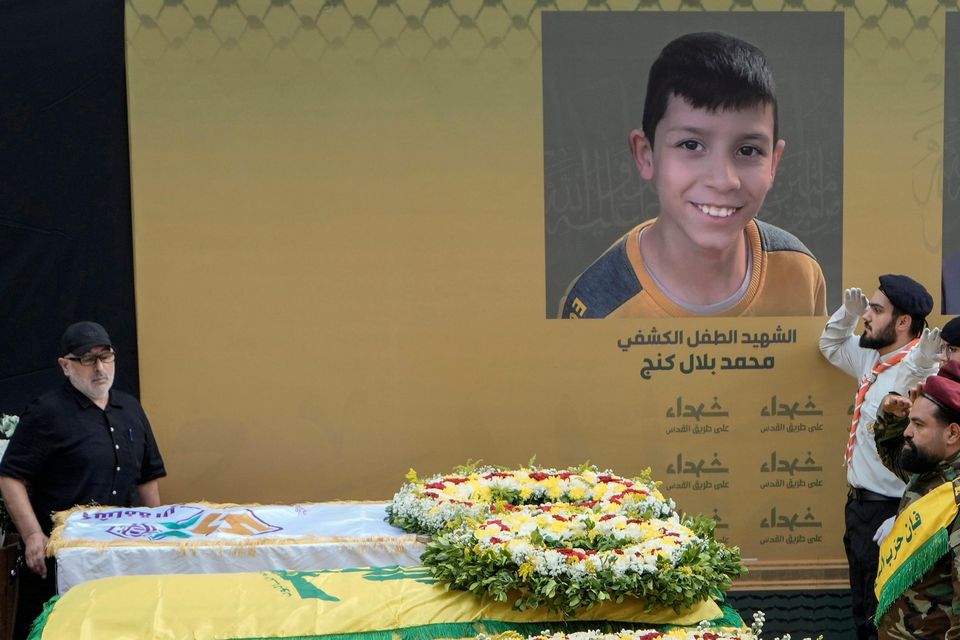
[{"x1": 65, "y1": 351, "x2": 116, "y2": 367}]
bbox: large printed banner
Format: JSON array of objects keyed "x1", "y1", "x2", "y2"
[{"x1": 124, "y1": 2, "x2": 952, "y2": 586}]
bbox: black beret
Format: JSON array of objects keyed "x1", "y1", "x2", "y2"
[
  {"x1": 878, "y1": 274, "x2": 933, "y2": 319},
  {"x1": 943, "y1": 317, "x2": 960, "y2": 346}
]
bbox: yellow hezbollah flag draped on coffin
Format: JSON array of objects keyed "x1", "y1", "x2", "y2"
[{"x1": 30, "y1": 566, "x2": 741, "y2": 640}]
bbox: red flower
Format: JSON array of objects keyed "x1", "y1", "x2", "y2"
[
  {"x1": 489, "y1": 536, "x2": 504, "y2": 544},
  {"x1": 443, "y1": 477, "x2": 469, "y2": 484},
  {"x1": 424, "y1": 482, "x2": 446, "y2": 490},
  {"x1": 529, "y1": 472, "x2": 549, "y2": 481},
  {"x1": 608, "y1": 489, "x2": 648, "y2": 503},
  {"x1": 599, "y1": 514, "x2": 617, "y2": 521},
  {"x1": 556, "y1": 547, "x2": 587, "y2": 560},
  {"x1": 552, "y1": 515, "x2": 568, "y2": 522}
]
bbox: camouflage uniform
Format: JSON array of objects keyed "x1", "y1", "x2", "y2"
[
  {"x1": 873, "y1": 407, "x2": 960, "y2": 639},
  {"x1": 873, "y1": 408, "x2": 912, "y2": 483}
]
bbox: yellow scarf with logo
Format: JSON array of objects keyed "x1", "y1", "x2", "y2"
[{"x1": 874, "y1": 480, "x2": 959, "y2": 624}]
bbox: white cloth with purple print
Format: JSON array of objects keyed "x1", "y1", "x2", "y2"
[{"x1": 51, "y1": 501, "x2": 424, "y2": 594}]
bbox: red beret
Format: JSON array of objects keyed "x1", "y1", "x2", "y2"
[{"x1": 923, "y1": 361, "x2": 960, "y2": 418}]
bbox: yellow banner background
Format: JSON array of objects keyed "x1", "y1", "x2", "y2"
[{"x1": 125, "y1": 1, "x2": 950, "y2": 581}]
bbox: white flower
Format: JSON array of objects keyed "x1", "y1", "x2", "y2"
[
  {"x1": 474, "y1": 626, "x2": 777, "y2": 640},
  {"x1": 0, "y1": 415, "x2": 18, "y2": 439}
]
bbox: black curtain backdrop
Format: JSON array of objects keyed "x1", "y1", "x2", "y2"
[{"x1": 0, "y1": 0, "x2": 139, "y2": 414}]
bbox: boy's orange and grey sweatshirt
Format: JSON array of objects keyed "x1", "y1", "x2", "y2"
[{"x1": 559, "y1": 219, "x2": 827, "y2": 318}]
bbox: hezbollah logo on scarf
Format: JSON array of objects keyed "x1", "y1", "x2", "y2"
[{"x1": 874, "y1": 479, "x2": 960, "y2": 624}]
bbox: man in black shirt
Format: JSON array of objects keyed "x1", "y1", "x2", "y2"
[{"x1": 0, "y1": 321, "x2": 166, "y2": 640}]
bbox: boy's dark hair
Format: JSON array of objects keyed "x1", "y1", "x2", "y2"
[{"x1": 642, "y1": 32, "x2": 778, "y2": 146}]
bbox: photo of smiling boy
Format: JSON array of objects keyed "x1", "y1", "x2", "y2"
[{"x1": 559, "y1": 32, "x2": 828, "y2": 319}]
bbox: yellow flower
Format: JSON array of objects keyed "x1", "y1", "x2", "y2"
[
  {"x1": 518, "y1": 561, "x2": 536, "y2": 580},
  {"x1": 568, "y1": 485, "x2": 587, "y2": 500},
  {"x1": 545, "y1": 477, "x2": 563, "y2": 499},
  {"x1": 548, "y1": 520, "x2": 569, "y2": 534},
  {"x1": 511, "y1": 513, "x2": 532, "y2": 527},
  {"x1": 470, "y1": 481, "x2": 491, "y2": 501},
  {"x1": 519, "y1": 486, "x2": 533, "y2": 499}
]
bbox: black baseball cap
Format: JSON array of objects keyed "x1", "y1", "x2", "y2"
[{"x1": 60, "y1": 321, "x2": 113, "y2": 356}]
